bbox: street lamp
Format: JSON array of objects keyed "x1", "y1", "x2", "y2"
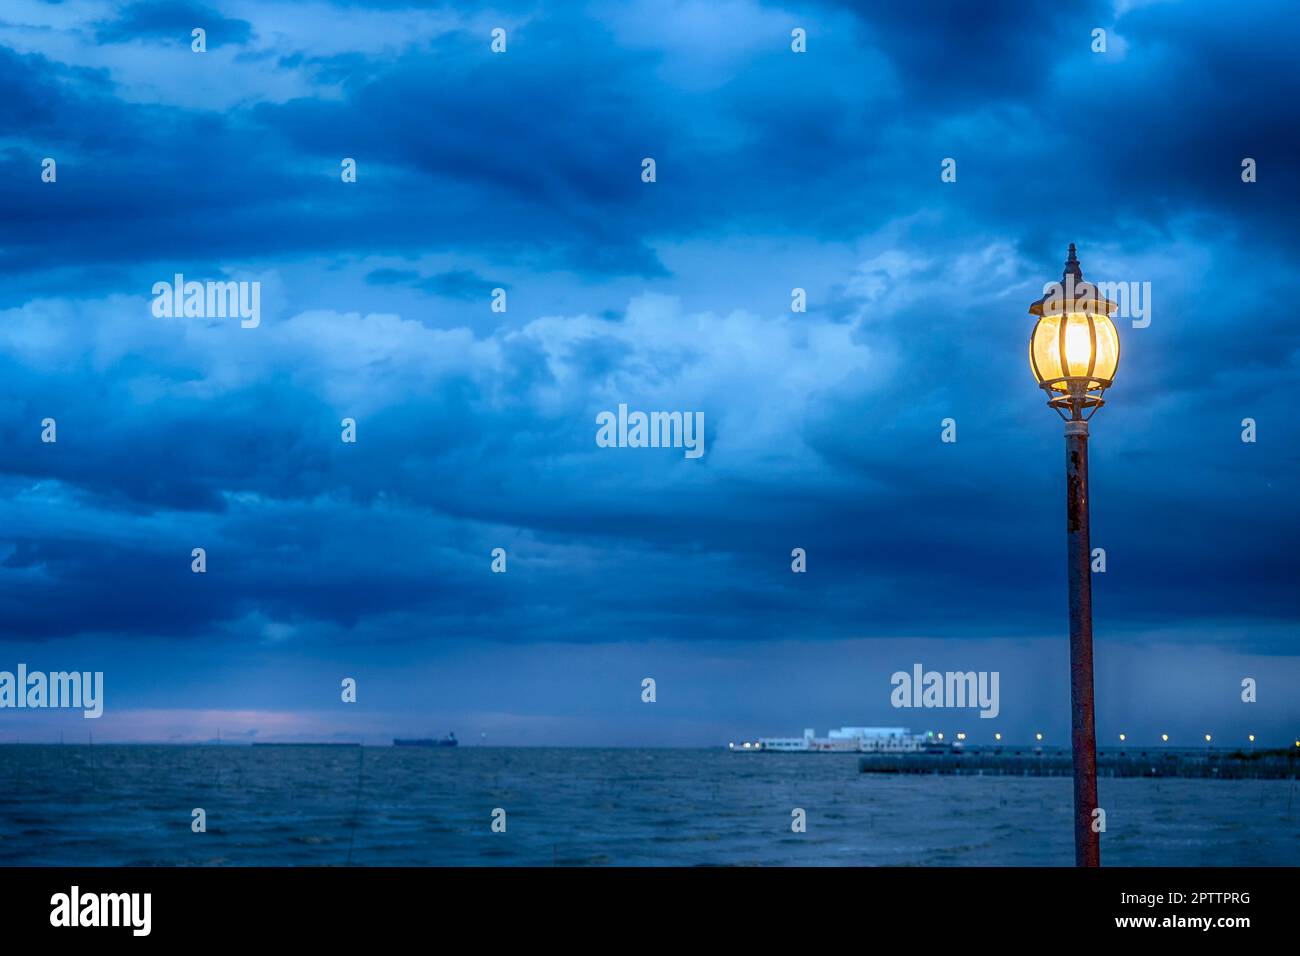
[{"x1": 1029, "y1": 243, "x2": 1120, "y2": 868}]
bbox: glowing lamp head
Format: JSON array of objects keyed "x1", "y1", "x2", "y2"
[{"x1": 1029, "y1": 244, "x2": 1120, "y2": 420}]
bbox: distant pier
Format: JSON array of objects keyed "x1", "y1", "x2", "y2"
[{"x1": 858, "y1": 746, "x2": 1299, "y2": 779}]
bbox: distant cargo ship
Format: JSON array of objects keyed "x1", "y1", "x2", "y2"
[
  {"x1": 729, "y1": 727, "x2": 950, "y2": 754},
  {"x1": 393, "y1": 732, "x2": 458, "y2": 748}
]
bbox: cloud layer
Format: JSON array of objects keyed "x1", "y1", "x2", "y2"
[{"x1": 0, "y1": 0, "x2": 1296, "y2": 742}]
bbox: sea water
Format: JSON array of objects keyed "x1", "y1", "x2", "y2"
[{"x1": 0, "y1": 746, "x2": 1294, "y2": 866}]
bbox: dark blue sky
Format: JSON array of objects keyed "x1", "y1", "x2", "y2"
[{"x1": 0, "y1": 0, "x2": 1296, "y2": 745}]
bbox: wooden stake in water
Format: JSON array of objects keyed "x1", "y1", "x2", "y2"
[{"x1": 345, "y1": 744, "x2": 365, "y2": 865}]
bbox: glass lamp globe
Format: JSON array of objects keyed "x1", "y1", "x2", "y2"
[{"x1": 1029, "y1": 309, "x2": 1120, "y2": 392}]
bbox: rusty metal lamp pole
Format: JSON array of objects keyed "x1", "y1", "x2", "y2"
[{"x1": 1028, "y1": 244, "x2": 1120, "y2": 868}]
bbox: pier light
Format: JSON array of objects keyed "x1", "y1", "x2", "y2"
[
  {"x1": 1248, "y1": 734, "x2": 1255, "y2": 742},
  {"x1": 937, "y1": 732, "x2": 944, "y2": 741},
  {"x1": 1161, "y1": 734, "x2": 1169, "y2": 742},
  {"x1": 1118, "y1": 733, "x2": 1126, "y2": 742},
  {"x1": 1204, "y1": 734, "x2": 1212, "y2": 743},
  {"x1": 1029, "y1": 244, "x2": 1119, "y2": 869},
  {"x1": 994, "y1": 733, "x2": 1002, "y2": 741},
  {"x1": 1035, "y1": 732, "x2": 1043, "y2": 742}
]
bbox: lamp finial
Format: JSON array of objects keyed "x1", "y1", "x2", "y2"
[{"x1": 1063, "y1": 242, "x2": 1083, "y2": 282}]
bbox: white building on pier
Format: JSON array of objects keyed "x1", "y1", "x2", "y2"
[{"x1": 730, "y1": 726, "x2": 927, "y2": 753}]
